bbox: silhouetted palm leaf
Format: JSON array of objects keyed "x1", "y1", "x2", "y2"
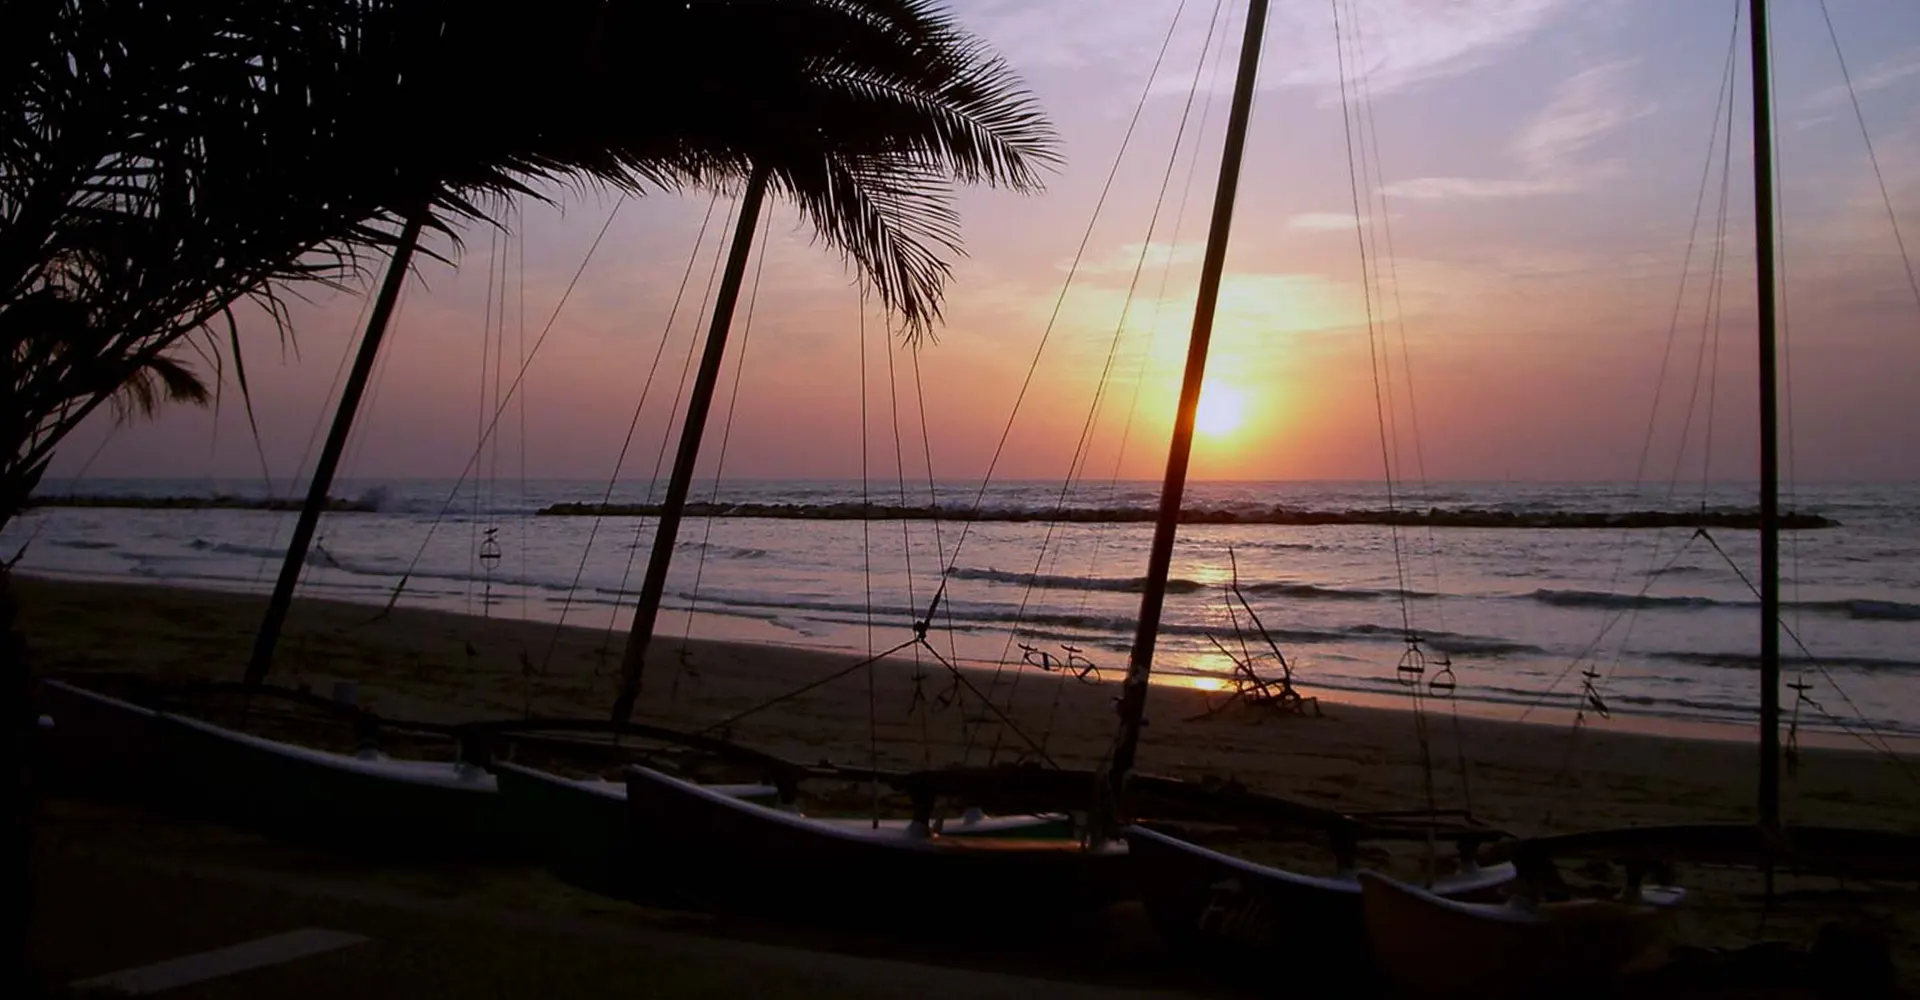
[{"x1": 0, "y1": 0, "x2": 1058, "y2": 533}]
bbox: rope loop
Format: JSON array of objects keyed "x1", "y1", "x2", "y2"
[
  {"x1": 1396, "y1": 634, "x2": 1427, "y2": 686},
  {"x1": 1062, "y1": 644, "x2": 1102, "y2": 684},
  {"x1": 1428, "y1": 653, "x2": 1458, "y2": 697}
]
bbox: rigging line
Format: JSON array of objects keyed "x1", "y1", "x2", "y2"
[
  {"x1": 260, "y1": 282, "x2": 376, "y2": 589},
  {"x1": 1799, "y1": 698, "x2": 1920, "y2": 793},
  {"x1": 674, "y1": 198, "x2": 774, "y2": 697},
  {"x1": 1034, "y1": 9, "x2": 1236, "y2": 757},
  {"x1": 1335, "y1": 2, "x2": 1436, "y2": 818},
  {"x1": 1591, "y1": 59, "x2": 1739, "y2": 686},
  {"x1": 1557, "y1": 4, "x2": 1742, "y2": 702},
  {"x1": 542, "y1": 192, "x2": 723, "y2": 674},
  {"x1": 907, "y1": 345, "x2": 964, "y2": 679},
  {"x1": 516, "y1": 198, "x2": 530, "y2": 623},
  {"x1": 1331, "y1": 0, "x2": 1411, "y2": 639},
  {"x1": 205, "y1": 349, "x2": 224, "y2": 484},
  {"x1": 1695, "y1": 95, "x2": 1738, "y2": 502},
  {"x1": 975, "y1": 0, "x2": 1228, "y2": 763},
  {"x1": 1342, "y1": 0, "x2": 1410, "y2": 517},
  {"x1": 471, "y1": 224, "x2": 499, "y2": 617},
  {"x1": 1513, "y1": 529, "x2": 1706, "y2": 723},
  {"x1": 1771, "y1": 18, "x2": 1806, "y2": 711},
  {"x1": 1582, "y1": 2, "x2": 1742, "y2": 618},
  {"x1": 1602, "y1": 8, "x2": 1744, "y2": 690},
  {"x1": 1601, "y1": 44, "x2": 1742, "y2": 693},
  {"x1": 234, "y1": 347, "x2": 280, "y2": 515},
  {"x1": 859, "y1": 280, "x2": 878, "y2": 821},
  {"x1": 883, "y1": 300, "x2": 931, "y2": 764},
  {"x1": 1669, "y1": 82, "x2": 1738, "y2": 502},
  {"x1": 698, "y1": 638, "x2": 921, "y2": 737},
  {"x1": 973, "y1": 0, "x2": 1232, "y2": 767},
  {"x1": 1344, "y1": 9, "x2": 1463, "y2": 817},
  {"x1": 916, "y1": 640, "x2": 1060, "y2": 769},
  {"x1": 597, "y1": 197, "x2": 737, "y2": 662},
  {"x1": 255, "y1": 281, "x2": 376, "y2": 590},
  {"x1": 1094, "y1": 0, "x2": 1235, "y2": 586},
  {"x1": 1043, "y1": 4, "x2": 1238, "y2": 755},
  {"x1": 1694, "y1": 529, "x2": 1911, "y2": 771},
  {"x1": 483, "y1": 206, "x2": 506, "y2": 556},
  {"x1": 380, "y1": 196, "x2": 628, "y2": 618},
  {"x1": 1817, "y1": 0, "x2": 1920, "y2": 313},
  {"x1": 1346, "y1": 0, "x2": 1445, "y2": 632},
  {"x1": 915, "y1": 0, "x2": 1197, "y2": 614},
  {"x1": 298, "y1": 278, "x2": 414, "y2": 614}
]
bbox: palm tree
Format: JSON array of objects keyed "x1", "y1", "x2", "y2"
[{"x1": 2, "y1": 0, "x2": 1055, "y2": 535}]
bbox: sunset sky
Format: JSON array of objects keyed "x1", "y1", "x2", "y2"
[{"x1": 60, "y1": 0, "x2": 1920, "y2": 487}]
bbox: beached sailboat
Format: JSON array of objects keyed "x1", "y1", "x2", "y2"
[
  {"x1": 1358, "y1": 2, "x2": 1920, "y2": 993},
  {"x1": 32, "y1": 0, "x2": 1065, "y2": 864},
  {"x1": 1005, "y1": 0, "x2": 1518, "y2": 969},
  {"x1": 602, "y1": 0, "x2": 1512, "y2": 937},
  {"x1": 584, "y1": 0, "x2": 1305, "y2": 924}
]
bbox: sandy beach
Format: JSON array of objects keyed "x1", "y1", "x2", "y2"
[{"x1": 18, "y1": 575, "x2": 1920, "y2": 982}]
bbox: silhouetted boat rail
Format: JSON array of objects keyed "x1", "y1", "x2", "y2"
[
  {"x1": 27, "y1": 495, "x2": 377, "y2": 512},
  {"x1": 535, "y1": 502, "x2": 1839, "y2": 530}
]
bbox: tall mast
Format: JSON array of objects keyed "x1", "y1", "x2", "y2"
[
  {"x1": 1748, "y1": 0, "x2": 1782, "y2": 832},
  {"x1": 1107, "y1": 0, "x2": 1270, "y2": 800},
  {"x1": 611, "y1": 166, "x2": 771, "y2": 725},
  {"x1": 246, "y1": 212, "x2": 426, "y2": 686}
]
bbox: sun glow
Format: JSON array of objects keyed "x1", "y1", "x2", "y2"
[{"x1": 1193, "y1": 379, "x2": 1248, "y2": 437}]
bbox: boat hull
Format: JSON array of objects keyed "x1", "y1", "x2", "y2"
[
  {"x1": 623, "y1": 765, "x2": 1131, "y2": 928},
  {"x1": 35, "y1": 679, "x2": 160, "y2": 800},
  {"x1": 1125, "y1": 824, "x2": 1515, "y2": 968},
  {"x1": 1359, "y1": 871, "x2": 1683, "y2": 997},
  {"x1": 502, "y1": 762, "x2": 1078, "y2": 900},
  {"x1": 496, "y1": 763, "x2": 639, "y2": 896},
  {"x1": 152, "y1": 713, "x2": 509, "y2": 857}
]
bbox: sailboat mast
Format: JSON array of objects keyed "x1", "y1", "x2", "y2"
[
  {"x1": 1748, "y1": 0, "x2": 1782, "y2": 831},
  {"x1": 1108, "y1": 0, "x2": 1270, "y2": 793},
  {"x1": 245, "y1": 213, "x2": 426, "y2": 686},
  {"x1": 611, "y1": 166, "x2": 772, "y2": 725}
]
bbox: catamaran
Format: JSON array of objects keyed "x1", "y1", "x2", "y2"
[{"x1": 1358, "y1": 2, "x2": 1920, "y2": 993}]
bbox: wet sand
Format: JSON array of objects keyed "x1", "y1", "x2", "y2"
[{"x1": 16, "y1": 575, "x2": 1920, "y2": 982}]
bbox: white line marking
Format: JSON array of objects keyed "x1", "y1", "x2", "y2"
[{"x1": 71, "y1": 928, "x2": 369, "y2": 994}]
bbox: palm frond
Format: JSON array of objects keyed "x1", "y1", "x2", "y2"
[{"x1": 0, "y1": 0, "x2": 1062, "y2": 529}]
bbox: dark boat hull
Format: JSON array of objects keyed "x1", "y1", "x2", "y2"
[
  {"x1": 496, "y1": 762, "x2": 679, "y2": 899},
  {"x1": 1360, "y1": 871, "x2": 1683, "y2": 997},
  {"x1": 503, "y1": 762, "x2": 1081, "y2": 901},
  {"x1": 623, "y1": 765, "x2": 1131, "y2": 928},
  {"x1": 152, "y1": 713, "x2": 509, "y2": 857},
  {"x1": 1125, "y1": 824, "x2": 1515, "y2": 967},
  {"x1": 35, "y1": 679, "x2": 160, "y2": 800}
]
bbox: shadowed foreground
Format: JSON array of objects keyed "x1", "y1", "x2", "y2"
[
  {"x1": 29, "y1": 800, "x2": 1202, "y2": 999},
  {"x1": 18, "y1": 578, "x2": 1920, "y2": 995}
]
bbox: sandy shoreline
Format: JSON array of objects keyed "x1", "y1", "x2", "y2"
[{"x1": 16, "y1": 575, "x2": 1920, "y2": 974}]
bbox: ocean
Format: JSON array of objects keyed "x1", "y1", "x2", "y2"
[{"x1": 7, "y1": 478, "x2": 1919, "y2": 741}]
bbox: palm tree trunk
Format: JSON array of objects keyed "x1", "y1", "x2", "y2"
[
  {"x1": 611, "y1": 166, "x2": 770, "y2": 725},
  {"x1": 2, "y1": 583, "x2": 30, "y2": 998},
  {"x1": 244, "y1": 211, "x2": 425, "y2": 686},
  {"x1": 1, "y1": 517, "x2": 33, "y2": 993}
]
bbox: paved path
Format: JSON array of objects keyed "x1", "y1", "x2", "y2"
[{"x1": 30, "y1": 803, "x2": 1219, "y2": 999}]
